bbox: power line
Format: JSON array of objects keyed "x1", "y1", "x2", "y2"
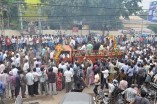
[
  {"x1": 9, "y1": 14, "x2": 150, "y2": 17},
  {"x1": 41, "y1": 21, "x2": 155, "y2": 25},
  {"x1": 0, "y1": 1, "x2": 148, "y2": 11}
]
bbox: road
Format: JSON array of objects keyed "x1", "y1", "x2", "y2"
[{"x1": 9, "y1": 86, "x2": 94, "y2": 104}]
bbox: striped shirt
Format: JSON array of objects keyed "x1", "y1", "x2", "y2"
[{"x1": 1, "y1": 38, "x2": 5, "y2": 45}]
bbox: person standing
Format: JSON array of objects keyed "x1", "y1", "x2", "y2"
[
  {"x1": 93, "y1": 70, "x2": 100, "y2": 95},
  {"x1": 86, "y1": 42, "x2": 93, "y2": 55},
  {"x1": 0, "y1": 70, "x2": 9, "y2": 98},
  {"x1": 0, "y1": 61, "x2": 5, "y2": 74},
  {"x1": 56, "y1": 69, "x2": 63, "y2": 91},
  {"x1": 137, "y1": 64, "x2": 145, "y2": 87},
  {"x1": 29, "y1": 48, "x2": 34, "y2": 67},
  {"x1": 15, "y1": 71, "x2": 21, "y2": 97},
  {"x1": 15, "y1": 55, "x2": 20, "y2": 68},
  {"x1": 47, "y1": 68, "x2": 57, "y2": 95},
  {"x1": 39, "y1": 67, "x2": 48, "y2": 95},
  {"x1": 11, "y1": 36, "x2": 16, "y2": 51},
  {"x1": 23, "y1": 60, "x2": 29, "y2": 74},
  {"x1": 29, "y1": 36, "x2": 33, "y2": 49},
  {"x1": 5, "y1": 36, "x2": 11, "y2": 50},
  {"x1": 101, "y1": 68, "x2": 109, "y2": 89},
  {"x1": 127, "y1": 65, "x2": 134, "y2": 87},
  {"x1": 23, "y1": 36, "x2": 27, "y2": 49},
  {"x1": 122, "y1": 85, "x2": 137, "y2": 103},
  {"x1": 0, "y1": 80, "x2": 5, "y2": 104},
  {"x1": 86, "y1": 62, "x2": 93, "y2": 88},
  {"x1": 12, "y1": 65, "x2": 18, "y2": 77},
  {"x1": 19, "y1": 71, "x2": 26, "y2": 98},
  {"x1": 133, "y1": 90, "x2": 150, "y2": 104},
  {"x1": 9, "y1": 71, "x2": 16, "y2": 98},
  {"x1": 26, "y1": 68, "x2": 34, "y2": 97},
  {"x1": 64, "y1": 67, "x2": 73, "y2": 93},
  {"x1": 1, "y1": 35, "x2": 5, "y2": 50},
  {"x1": 32, "y1": 68, "x2": 39, "y2": 95}
]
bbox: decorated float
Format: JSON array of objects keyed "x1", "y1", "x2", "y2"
[{"x1": 54, "y1": 42, "x2": 124, "y2": 64}]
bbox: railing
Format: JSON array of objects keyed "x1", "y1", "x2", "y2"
[{"x1": 73, "y1": 50, "x2": 123, "y2": 58}]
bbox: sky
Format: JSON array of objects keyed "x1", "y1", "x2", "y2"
[{"x1": 141, "y1": 0, "x2": 152, "y2": 9}]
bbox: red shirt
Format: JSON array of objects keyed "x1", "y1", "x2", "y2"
[{"x1": 5, "y1": 38, "x2": 11, "y2": 46}]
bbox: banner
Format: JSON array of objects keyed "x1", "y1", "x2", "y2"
[{"x1": 147, "y1": 1, "x2": 157, "y2": 22}]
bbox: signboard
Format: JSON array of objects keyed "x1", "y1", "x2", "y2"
[
  {"x1": 147, "y1": 1, "x2": 157, "y2": 22},
  {"x1": 72, "y1": 27, "x2": 79, "y2": 32}
]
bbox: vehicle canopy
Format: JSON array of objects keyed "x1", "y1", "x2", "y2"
[
  {"x1": 60, "y1": 92, "x2": 94, "y2": 104},
  {"x1": 54, "y1": 44, "x2": 73, "y2": 63}
]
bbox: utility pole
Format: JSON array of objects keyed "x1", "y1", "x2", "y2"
[
  {"x1": 0, "y1": 4, "x2": 4, "y2": 36},
  {"x1": 141, "y1": 18, "x2": 143, "y2": 34},
  {"x1": 18, "y1": 0, "x2": 23, "y2": 31},
  {"x1": 38, "y1": 4, "x2": 42, "y2": 35}
]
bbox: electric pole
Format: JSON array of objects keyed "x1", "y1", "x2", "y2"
[
  {"x1": 18, "y1": 0, "x2": 23, "y2": 31},
  {"x1": 0, "y1": 3, "x2": 4, "y2": 36},
  {"x1": 38, "y1": 4, "x2": 42, "y2": 35}
]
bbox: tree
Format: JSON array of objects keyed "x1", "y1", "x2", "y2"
[
  {"x1": 23, "y1": 0, "x2": 41, "y2": 22},
  {"x1": 44, "y1": 0, "x2": 142, "y2": 30},
  {"x1": 138, "y1": 10, "x2": 148, "y2": 20},
  {"x1": 0, "y1": 0, "x2": 18, "y2": 29},
  {"x1": 148, "y1": 24, "x2": 157, "y2": 34}
]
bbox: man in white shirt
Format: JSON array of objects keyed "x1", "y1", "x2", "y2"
[
  {"x1": 12, "y1": 65, "x2": 18, "y2": 76},
  {"x1": 80, "y1": 44, "x2": 86, "y2": 50},
  {"x1": 23, "y1": 36, "x2": 27, "y2": 49},
  {"x1": 26, "y1": 68, "x2": 34, "y2": 96},
  {"x1": 53, "y1": 64, "x2": 58, "y2": 74},
  {"x1": 15, "y1": 55, "x2": 20, "y2": 67},
  {"x1": 64, "y1": 67, "x2": 73, "y2": 93},
  {"x1": 0, "y1": 61, "x2": 5, "y2": 74},
  {"x1": 26, "y1": 36, "x2": 29, "y2": 48},
  {"x1": 2, "y1": 51, "x2": 7, "y2": 61},
  {"x1": 11, "y1": 36, "x2": 16, "y2": 51},
  {"x1": 20, "y1": 36, "x2": 24, "y2": 49},
  {"x1": 59, "y1": 62, "x2": 67, "y2": 73},
  {"x1": 32, "y1": 68, "x2": 40, "y2": 95},
  {"x1": 121, "y1": 62, "x2": 129, "y2": 74},
  {"x1": 23, "y1": 60, "x2": 29, "y2": 73},
  {"x1": 0, "y1": 70, "x2": 9, "y2": 98},
  {"x1": 29, "y1": 36, "x2": 33, "y2": 48},
  {"x1": 101, "y1": 69, "x2": 109, "y2": 89},
  {"x1": 70, "y1": 38, "x2": 75, "y2": 47},
  {"x1": 35, "y1": 64, "x2": 41, "y2": 74}
]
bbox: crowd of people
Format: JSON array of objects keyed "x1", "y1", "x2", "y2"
[
  {"x1": 0, "y1": 34, "x2": 156, "y2": 51},
  {"x1": 93, "y1": 45, "x2": 157, "y2": 104},
  {"x1": 0, "y1": 34, "x2": 157, "y2": 104}
]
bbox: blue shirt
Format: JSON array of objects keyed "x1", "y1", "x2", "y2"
[
  {"x1": 127, "y1": 68, "x2": 134, "y2": 76},
  {"x1": 42, "y1": 49, "x2": 45, "y2": 56},
  {"x1": 121, "y1": 65, "x2": 129, "y2": 74},
  {"x1": 0, "y1": 81, "x2": 4, "y2": 94},
  {"x1": 0, "y1": 55, "x2": 3, "y2": 61}
]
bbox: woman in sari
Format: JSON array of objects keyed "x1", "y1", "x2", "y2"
[{"x1": 57, "y1": 69, "x2": 63, "y2": 91}]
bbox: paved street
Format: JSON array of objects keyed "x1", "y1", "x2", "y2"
[{"x1": 8, "y1": 86, "x2": 94, "y2": 104}]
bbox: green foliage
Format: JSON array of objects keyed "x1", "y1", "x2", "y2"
[
  {"x1": 138, "y1": 10, "x2": 148, "y2": 20},
  {"x1": 1, "y1": 0, "x2": 142, "y2": 30},
  {"x1": 148, "y1": 24, "x2": 157, "y2": 34},
  {"x1": 45, "y1": 0, "x2": 142, "y2": 30}
]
